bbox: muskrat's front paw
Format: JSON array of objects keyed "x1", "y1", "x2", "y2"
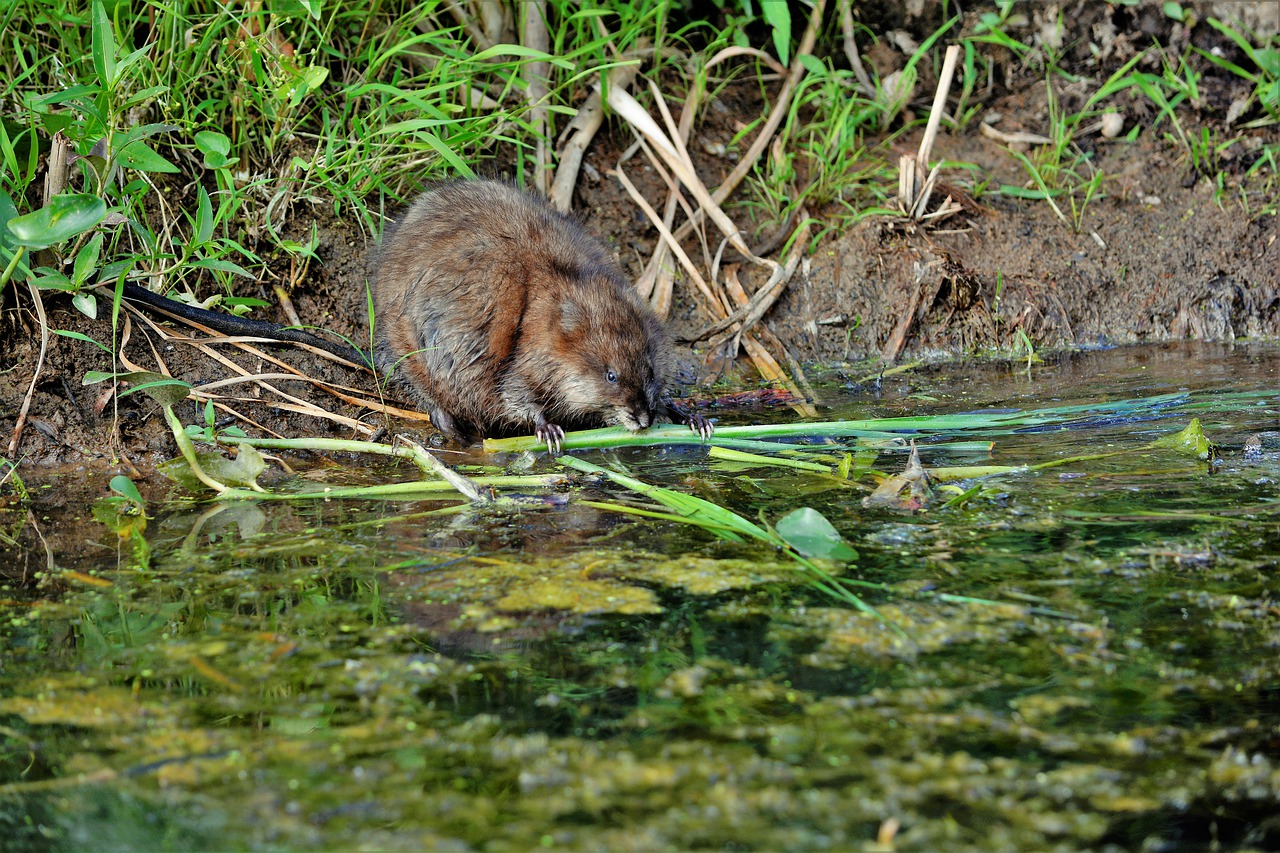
[
  {"x1": 686, "y1": 412, "x2": 714, "y2": 441},
  {"x1": 536, "y1": 421, "x2": 566, "y2": 455}
]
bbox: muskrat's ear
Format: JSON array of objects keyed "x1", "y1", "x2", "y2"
[{"x1": 561, "y1": 300, "x2": 584, "y2": 332}]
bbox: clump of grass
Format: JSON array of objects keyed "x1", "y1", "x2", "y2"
[{"x1": 5, "y1": 0, "x2": 1280, "y2": 461}]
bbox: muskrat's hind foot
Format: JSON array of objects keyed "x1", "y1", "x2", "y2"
[{"x1": 430, "y1": 407, "x2": 466, "y2": 443}]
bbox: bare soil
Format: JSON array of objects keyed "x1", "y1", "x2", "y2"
[{"x1": 3, "y1": 1, "x2": 1278, "y2": 479}]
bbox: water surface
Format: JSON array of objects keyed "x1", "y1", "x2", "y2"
[{"x1": 3, "y1": 342, "x2": 1279, "y2": 851}]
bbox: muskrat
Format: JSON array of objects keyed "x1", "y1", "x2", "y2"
[{"x1": 372, "y1": 179, "x2": 711, "y2": 452}]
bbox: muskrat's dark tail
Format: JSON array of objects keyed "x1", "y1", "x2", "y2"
[{"x1": 119, "y1": 281, "x2": 374, "y2": 369}]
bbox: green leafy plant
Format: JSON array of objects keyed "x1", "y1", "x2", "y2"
[
  {"x1": 1, "y1": 192, "x2": 107, "y2": 293},
  {"x1": 1198, "y1": 17, "x2": 1280, "y2": 125}
]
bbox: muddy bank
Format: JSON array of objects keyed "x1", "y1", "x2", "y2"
[
  {"x1": 3, "y1": 1, "x2": 1279, "y2": 472},
  {"x1": 765, "y1": 141, "x2": 1280, "y2": 365}
]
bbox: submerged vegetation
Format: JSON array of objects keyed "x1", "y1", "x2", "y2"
[{"x1": 6, "y1": 349, "x2": 1280, "y2": 849}]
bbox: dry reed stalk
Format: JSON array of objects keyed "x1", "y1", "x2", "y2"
[
  {"x1": 700, "y1": 215, "x2": 812, "y2": 348},
  {"x1": 522, "y1": 1, "x2": 551, "y2": 195},
  {"x1": 550, "y1": 49, "x2": 645, "y2": 212},
  {"x1": 837, "y1": 0, "x2": 877, "y2": 98},
  {"x1": 722, "y1": 267, "x2": 817, "y2": 418},
  {"x1": 121, "y1": 303, "x2": 426, "y2": 430},
  {"x1": 662, "y1": 0, "x2": 826, "y2": 248},
  {"x1": 7, "y1": 283, "x2": 49, "y2": 456},
  {"x1": 898, "y1": 44, "x2": 963, "y2": 222},
  {"x1": 635, "y1": 85, "x2": 701, "y2": 316},
  {"x1": 611, "y1": 166, "x2": 721, "y2": 317}
]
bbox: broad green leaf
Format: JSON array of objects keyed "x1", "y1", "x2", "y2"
[
  {"x1": 92, "y1": 495, "x2": 146, "y2": 537},
  {"x1": 159, "y1": 446, "x2": 265, "y2": 490},
  {"x1": 1153, "y1": 418, "x2": 1216, "y2": 460},
  {"x1": 761, "y1": 0, "x2": 792, "y2": 65},
  {"x1": 0, "y1": 190, "x2": 17, "y2": 250},
  {"x1": 798, "y1": 53, "x2": 825, "y2": 75},
  {"x1": 278, "y1": 65, "x2": 328, "y2": 106},
  {"x1": 775, "y1": 507, "x2": 859, "y2": 561},
  {"x1": 114, "y1": 42, "x2": 151, "y2": 84},
  {"x1": 31, "y1": 271, "x2": 76, "y2": 291},
  {"x1": 109, "y1": 474, "x2": 145, "y2": 505},
  {"x1": 195, "y1": 130, "x2": 236, "y2": 169},
  {"x1": 122, "y1": 84, "x2": 169, "y2": 110},
  {"x1": 84, "y1": 369, "x2": 191, "y2": 406},
  {"x1": 271, "y1": 0, "x2": 318, "y2": 18},
  {"x1": 194, "y1": 186, "x2": 214, "y2": 246},
  {"x1": 194, "y1": 130, "x2": 231, "y2": 157},
  {"x1": 188, "y1": 257, "x2": 254, "y2": 277},
  {"x1": 73, "y1": 232, "x2": 104, "y2": 286},
  {"x1": 91, "y1": 0, "x2": 116, "y2": 89},
  {"x1": 117, "y1": 378, "x2": 194, "y2": 407},
  {"x1": 6, "y1": 193, "x2": 106, "y2": 249},
  {"x1": 223, "y1": 442, "x2": 267, "y2": 487},
  {"x1": 116, "y1": 122, "x2": 180, "y2": 146},
  {"x1": 71, "y1": 290, "x2": 98, "y2": 319},
  {"x1": 1255, "y1": 48, "x2": 1280, "y2": 77},
  {"x1": 116, "y1": 140, "x2": 179, "y2": 173}
]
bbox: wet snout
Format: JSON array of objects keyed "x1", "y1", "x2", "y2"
[{"x1": 619, "y1": 403, "x2": 653, "y2": 431}]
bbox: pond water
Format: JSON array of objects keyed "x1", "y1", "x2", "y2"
[{"x1": 3, "y1": 342, "x2": 1279, "y2": 851}]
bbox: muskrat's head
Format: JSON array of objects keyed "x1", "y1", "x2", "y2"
[{"x1": 550, "y1": 289, "x2": 670, "y2": 431}]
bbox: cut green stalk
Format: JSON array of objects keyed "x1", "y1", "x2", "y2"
[
  {"x1": 211, "y1": 433, "x2": 487, "y2": 485},
  {"x1": 485, "y1": 390, "x2": 1260, "y2": 453},
  {"x1": 565, "y1": 456, "x2": 1077, "y2": 626},
  {"x1": 578, "y1": 499, "x2": 749, "y2": 540},
  {"x1": 709, "y1": 446, "x2": 834, "y2": 472}
]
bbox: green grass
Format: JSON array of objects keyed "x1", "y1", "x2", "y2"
[
  {"x1": 2, "y1": 1, "x2": 1279, "y2": 408},
  {"x1": 0, "y1": 2, "x2": 701, "y2": 308}
]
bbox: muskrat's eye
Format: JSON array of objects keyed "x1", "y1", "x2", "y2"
[{"x1": 605, "y1": 369, "x2": 618, "y2": 384}]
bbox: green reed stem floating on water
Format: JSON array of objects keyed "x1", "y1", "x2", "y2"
[{"x1": 486, "y1": 390, "x2": 1278, "y2": 453}]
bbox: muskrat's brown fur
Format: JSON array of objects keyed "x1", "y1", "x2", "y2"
[{"x1": 372, "y1": 180, "x2": 709, "y2": 451}]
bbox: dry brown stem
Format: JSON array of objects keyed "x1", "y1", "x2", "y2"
[
  {"x1": 7, "y1": 282, "x2": 49, "y2": 456},
  {"x1": 522, "y1": 1, "x2": 551, "y2": 195},
  {"x1": 722, "y1": 267, "x2": 817, "y2": 418},
  {"x1": 550, "y1": 51, "x2": 645, "y2": 212},
  {"x1": 694, "y1": 214, "x2": 812, "y2": 347},
  {"x1": 665, "y1": 0, "x2": 825, "y2": 248},
  {"x1": 898, "y1": 44, "x2": 961, "y2": 221},
  {"x1": 442, "y1": 0, "x2": 493, "y2": 52},
  {"x1": 837, "y1": 0, "x2": 877, "y2": 98}
]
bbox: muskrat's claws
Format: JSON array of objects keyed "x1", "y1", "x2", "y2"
[
  {"x1": 536, "y1": 421, "x2": 566, "y2": 455},
  {"x1": 686, "y1": 412, "x2": 714, "y2": 441}
]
